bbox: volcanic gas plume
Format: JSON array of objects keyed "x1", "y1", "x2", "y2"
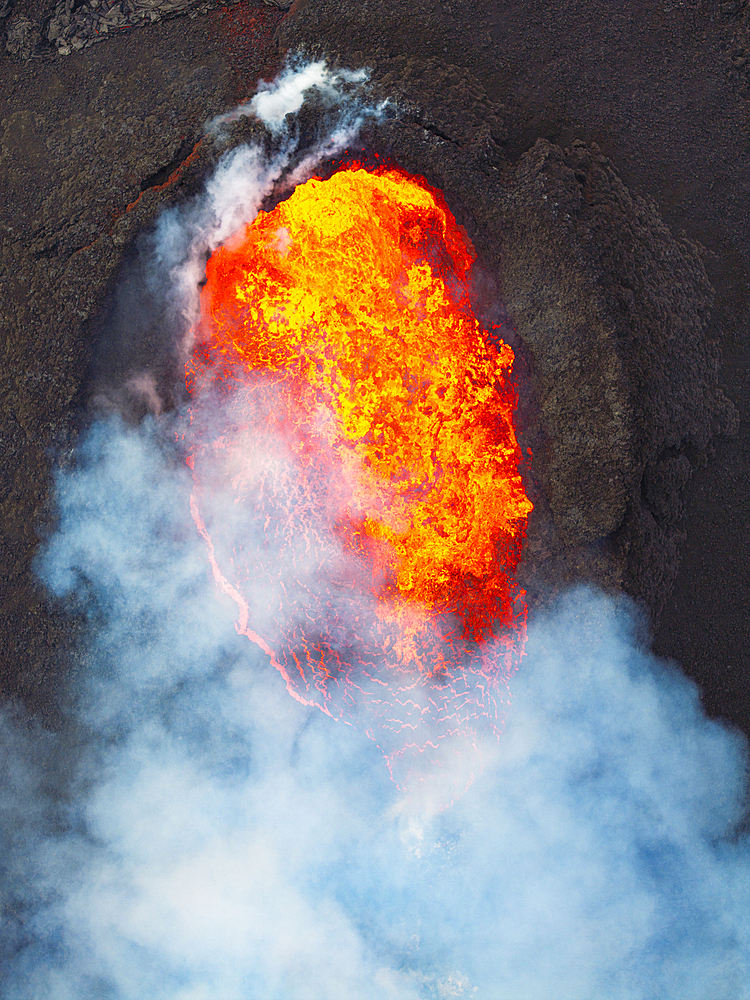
[{"x1": 186, "y1": 165, "x2": 532, "y2": 793}]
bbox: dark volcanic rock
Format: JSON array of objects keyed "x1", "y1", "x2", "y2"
[
  {"x1": 5, "y1": 13, "x2": 37, "y2": 56},
  {"x1": 500, "y1": 139, "x2": 737, "y2": 612}
]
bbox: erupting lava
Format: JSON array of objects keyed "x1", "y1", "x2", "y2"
[{"x1": 187, "y1": 164, "x2": 532, "y2": 795}]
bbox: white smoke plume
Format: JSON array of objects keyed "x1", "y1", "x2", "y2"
[
  {"x1": 206, "y1": 60, "x2": 372, "y2": 136},
  {"x1": 148, "y1": 59, "x2": 386, "y2": 361},
  {"x1": 1, "y1": 61, "x2": 749, "y2": 1000}
]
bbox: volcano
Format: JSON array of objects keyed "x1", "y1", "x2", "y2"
[{"x1": 2, "y1": 12, "x2": 750, "y2": 998}]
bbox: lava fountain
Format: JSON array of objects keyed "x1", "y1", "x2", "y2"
[{"x1": 186, "y1": 164, "x2": 532, "y2": 795}]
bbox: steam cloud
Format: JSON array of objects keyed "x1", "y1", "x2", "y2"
[{"x1": 2, "y1": 61, "x2": 749, "y2": 1000}]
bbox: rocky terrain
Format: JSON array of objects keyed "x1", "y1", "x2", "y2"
[{"x1": 2, "y1": 0, "x2": 750, "y2": 739}]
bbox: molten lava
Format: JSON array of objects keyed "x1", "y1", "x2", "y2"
[{"x1": 187, "y1": 165, "x2": 532, "y2": 795}]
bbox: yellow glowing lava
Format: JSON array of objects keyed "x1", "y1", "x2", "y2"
[{"x1": 195, "y1": 166, "x2": 532, "y2": 642}]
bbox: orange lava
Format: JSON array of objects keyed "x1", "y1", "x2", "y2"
[{"x1": 187, "y1": 165, "x2": 532, "y2": 794}]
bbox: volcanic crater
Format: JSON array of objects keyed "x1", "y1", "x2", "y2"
[{"x1": 91, "y1": 62, "x2": 737, "y2": 629}]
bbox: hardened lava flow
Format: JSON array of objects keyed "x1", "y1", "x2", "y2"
[{"x1": 186, "y1": 164, "x2": 532, "y2": 796}]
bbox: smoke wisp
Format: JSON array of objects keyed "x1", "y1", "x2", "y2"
[{"x1": 1, "y1": 60, "x2": 749, "y2": 1000}]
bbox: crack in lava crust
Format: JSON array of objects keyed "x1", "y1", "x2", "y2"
[{"x1": 186, "y1": 165, "x2": 532, "y2": 796}]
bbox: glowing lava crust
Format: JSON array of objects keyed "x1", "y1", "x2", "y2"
[{"x1": 187, "y1": 165, "x2": 532, "y2": 795}]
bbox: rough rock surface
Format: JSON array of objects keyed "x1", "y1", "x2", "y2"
[
  {"x1": 3, "y1": 0, "x2": 291, "y2": 59},
  {"x1": 502, "y1": 139, "x2": 737, "y2": 610}
]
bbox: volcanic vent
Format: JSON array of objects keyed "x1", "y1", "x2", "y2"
[
  {"x1": 72, "y1": 54, "x2": 736, "y2": 806},
  {"x1": 187, "y1": 163, "x2": 532, "y2": 793}
]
